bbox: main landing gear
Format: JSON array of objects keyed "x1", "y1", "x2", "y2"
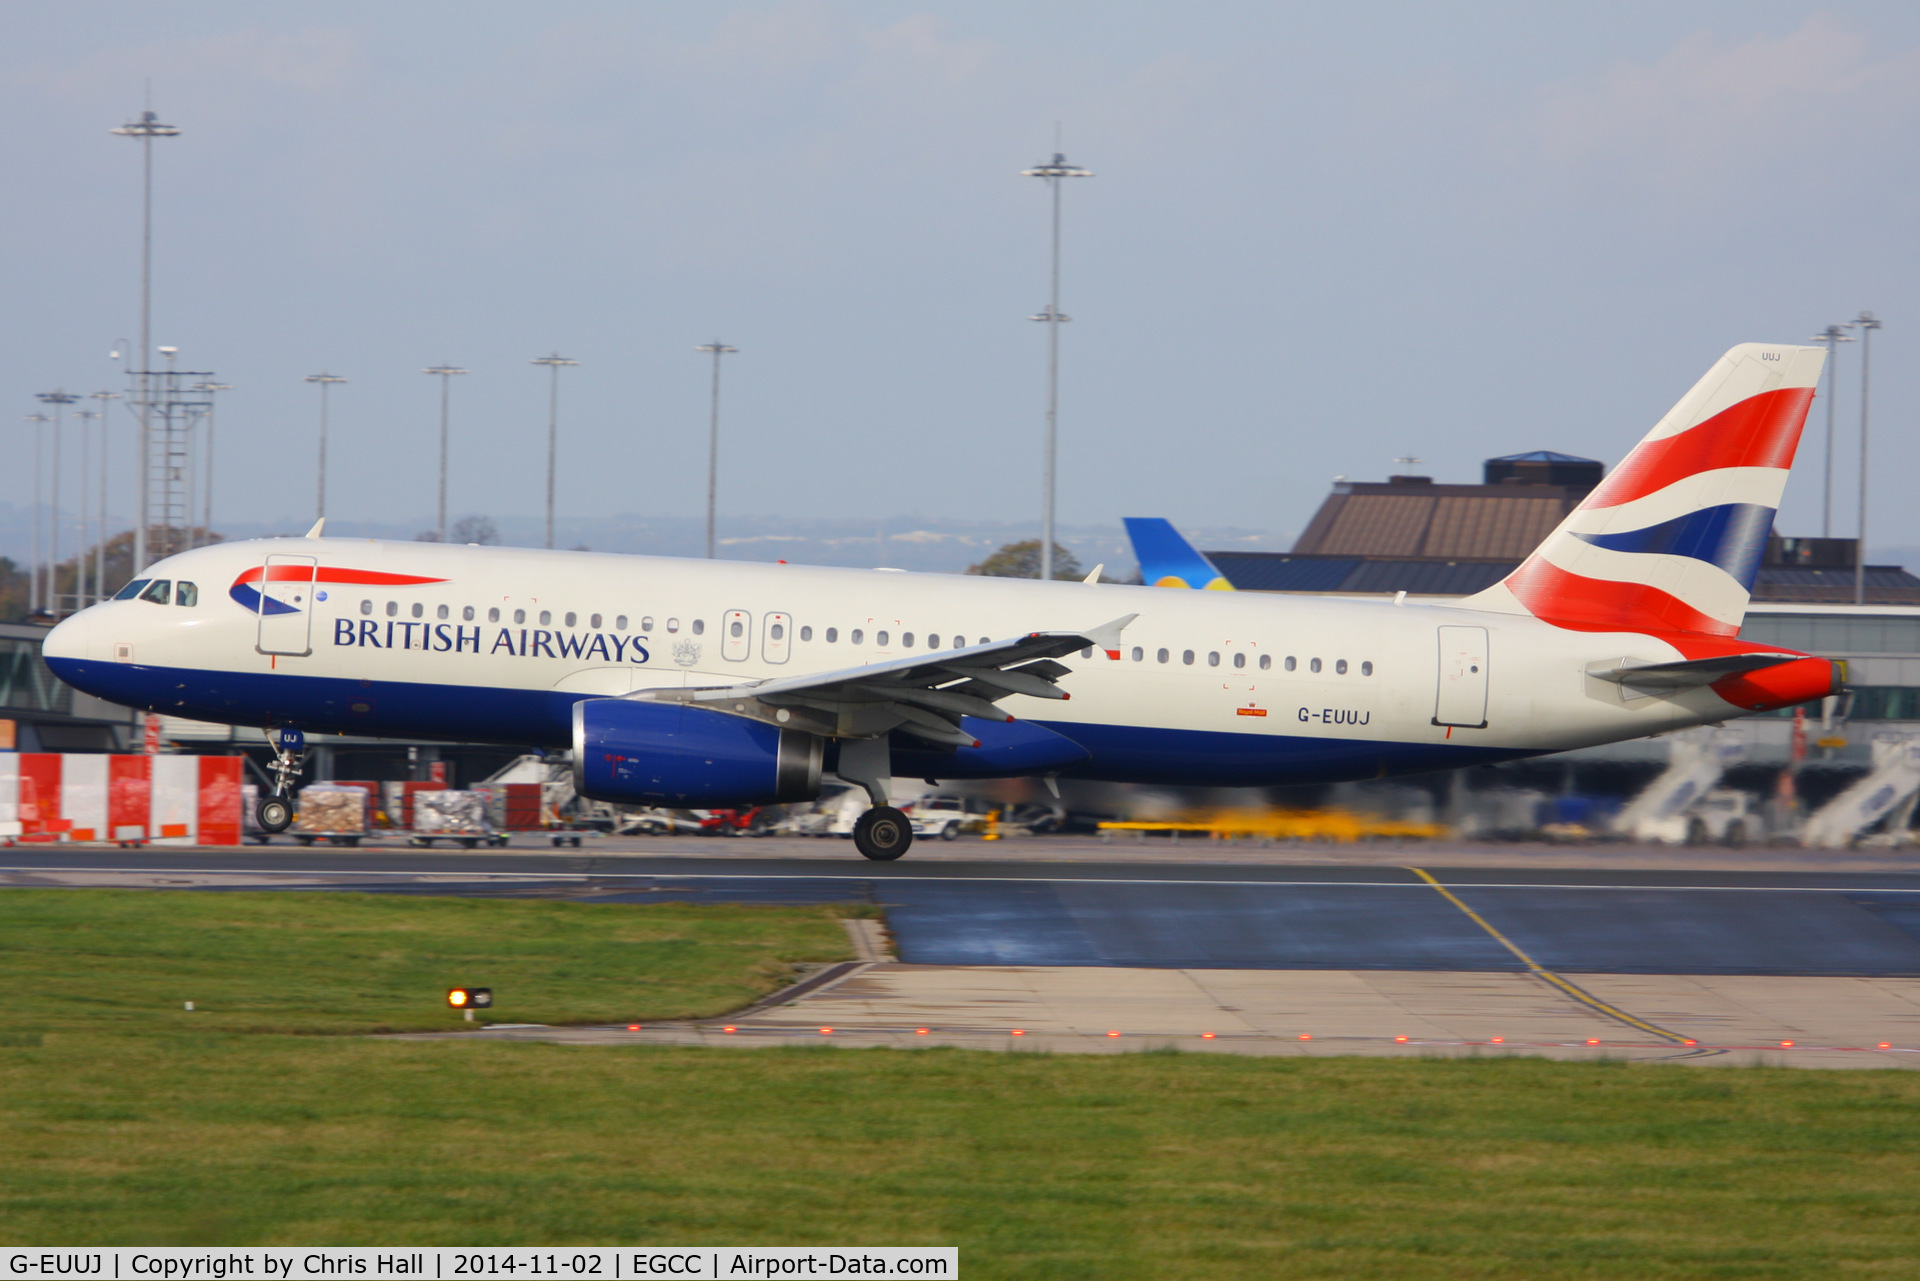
[
  {"x1": 257, "y1": 726, "x2": 306, "y2": 835},
  {"x1": 853, "y1": 807, "x2": 912, "y2": 862},
  {"x1": 840, "y1": 736, "x2": 912, "y2": 862}
]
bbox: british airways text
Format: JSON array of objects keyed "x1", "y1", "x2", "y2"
[{"x1": 332, "y1": 619, "x2": 652, "y2": 663}]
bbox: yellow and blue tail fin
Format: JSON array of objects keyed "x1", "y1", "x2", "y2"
[{"x1": 1122, "y1": 518, "x2": 1234, "y2": 590}]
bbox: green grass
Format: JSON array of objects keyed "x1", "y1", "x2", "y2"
[{"x1": 5, "y1": 890, "x2": 1920, "y2": 1276}]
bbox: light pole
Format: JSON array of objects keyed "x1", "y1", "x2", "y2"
[
  {"x1": 530, "y1": 354, "x2": 577, "y2": 550},
  {"x1": 24, "y1": 414, "x2": 50, "y2": 614},
  {"x1": 37, "y1": 391, "x2": 79, "y2": 614},
  {"x1": 305, "y1": 374, "x2": 346, "y2": 522},
  {"x1": 190, "y1": 381, "x2": 230, "y2": 548},
  {"x1": 422, "y1": 365, "x2": 467, "y2": 542},
  {"x1": 1849, "y1": 311, "x2": 1882, "y2": 606},
  {"x1": 73, "y1": 407, "x2": 98, "y2": 605},
  {"x1": 90, "y1": 389, "x2": 120, "y2": 599},
  {"x1": 695, "y1": 342, "x2": 737, "y2": 559},
  {"x1": 1021, "y1": 150, "x2": 1093, "y2": 582},
  {"x1": 1809, "y1": 324, "x2": 1854, "y2": 538},
  {"x1": 113, "y1": 107, "x2": 179, "y2": 574}
]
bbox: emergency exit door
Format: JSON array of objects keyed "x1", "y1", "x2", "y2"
[
  {"x1": 1433, "y1": 625, "x2": 1489, "y2": 728},
  {"x1": 255, "y1": 555, "x2": 318, "y2": 657}
]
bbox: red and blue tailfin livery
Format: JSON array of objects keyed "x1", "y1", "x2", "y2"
[{"x1": 1462, "y1": 343, "x2": 1823, "y2": 640}]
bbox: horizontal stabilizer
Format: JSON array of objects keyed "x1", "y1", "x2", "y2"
[{"x1": 1590, "y1": 652, "x2": 1798, "y2": 690}]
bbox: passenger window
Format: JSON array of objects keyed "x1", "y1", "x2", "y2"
[
  {"x1": 1233, "y1": 653, "x2": 1245, "y2": 669},
  {"x1": 488, "y1": 607, "x2": 500, "y2": 623},
  {"x1": 851, "y1": 629, "x2": 864, "y2": 644},
  {"x1": 902, "y1": 632, "x2": 914, "y2": 647},
  {"x1": 615, "y1": 615, "x2": 627, "y2": 630},
  {"x1": 1259, "y1": 654, "x2": 1271, "y2": 671},
  {"x1": 691, "y1": 619, "x2": 705, "y2": 636},
  {"x1": 666, "y1": 618, "x2": 679, "y2": 633},
  {"x1": 954, "y1": 637, "x2": 967, "y2": 648},
  {"x1": 771, "y1": 623, "x2": 785, "y2": 641},
  {"x1": 826, "y1": 628, "x2": 838, "y2": 643},
  {"x1": 591, "y1": 614, "x2": 602, "y2": 629},
  {"x1": 1157, "y1": 648, "x2": 1169, "y2": 664},
  {"x1": 1336, "y1": 659, "x2": 1348, "y2": 675},
  {"x1": 387, "y1": 601, "x2": 399, "y2": 617},
  {"x1": 463, "y1": 606, "x2": 475, "y2": 622},
  {"x1": 927, "y1": 634, "x2": 939, "y2": 648},
  {"x1": 800, "y1": 625, "x2": 812, "y2": 642},
  {"x1": 1208, "y1": 652, "x2": 1220, "y2": 667},
  {"x1": 1310, "y1": 658, "x2": 1322, "y2": 673},
  {"x1": 565, "y1": 612, "x2": 577, "y2": 628},
  {"x1": 639, "y1": 617, "x2": 652, "y2": 631},
  {"x1": 175, "y1": 582, "x2": 198, "y2": 607},
  {"x1": 437, "y1": 604, "x2": 449, "y2": 620},
  {"x1": 412, "y1": 602, "x2": 424, "y2": 619},
  {"x1": 1131, "y1": 647, "x2": 1143, "y2": 662},
  {"x1": 361, "y1": 599, "x2": 373, "y2": 616},
  {"x1": 114, "y1": 579, "x2": 151, "y2": 601},
  {"x1": 539, "y1": 610, "x2": 552, "y2": 626},
  {"x1": 138, "y1": 580, "x2": 172, "y2": 605},
  {"x1": 730, "y1": 620, "x2": 744, "y2": 638},
  {"x1": 1361, "y1": 661, "x2": 1374, "y2": 676},
  {"x1": 513, "y1": 609, "x2": 526, "y2": 624},
  {"x1": 876, "y1": 631, "x2": 889, "y2": 646},
  {"x1": 1081, "y1": 646, "x2": 1093, "y2": 659},
  {"x1": 1182, "y1": 650, "x2": 1195, "y2": 666}
]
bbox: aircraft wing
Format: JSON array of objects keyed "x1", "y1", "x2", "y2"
[{"x1": 629, "y1": 614, "x2": 1137, "y2": 747}]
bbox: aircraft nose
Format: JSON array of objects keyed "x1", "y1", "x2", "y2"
[{"x1": 42, "y1": 611, "x2": 91, "y2": 664}]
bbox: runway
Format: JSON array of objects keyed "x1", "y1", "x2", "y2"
[
  {"x1": 13, "y1": 839, "x2": 1920, "y2": 1064},
  {"x1": 9, "y1": 842, "x2": 1920, "y2": 976}
]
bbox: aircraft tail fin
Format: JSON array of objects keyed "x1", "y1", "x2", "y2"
[
  {"x1": 1122, "y1": 517, "x2": 1233, "y2": 590},
  {"x1": 1456, "y1": 343, "x2": 1825, "y2": 637}
]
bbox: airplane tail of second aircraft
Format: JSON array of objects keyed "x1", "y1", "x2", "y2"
[
  {"x1": 1121, "y1": 517, "x2": 1233, "y2": 591},
  {"x1": 1459, "y1": 342, "x2": 1826, "y2": 638}
]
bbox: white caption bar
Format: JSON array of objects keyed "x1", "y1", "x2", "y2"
[{"x1": 3, "y1": 1251, "x2": 957, "y2": 1280}]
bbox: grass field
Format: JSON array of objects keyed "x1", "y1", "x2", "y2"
[{"x1": 5, "y1": 889, "x2": 1920, "y2": 1277}]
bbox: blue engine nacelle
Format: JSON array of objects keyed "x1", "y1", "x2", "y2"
[{"x1": 572, "y1": 698, "x2": 823, "y2": 807}]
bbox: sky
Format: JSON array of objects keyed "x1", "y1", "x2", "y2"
[{"x1": 5, "y1": 2, "x2": 1919, "y2": 561}]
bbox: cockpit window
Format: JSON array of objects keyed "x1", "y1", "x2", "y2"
[
  {"x1": 114, "y1": 579, "x2": 151, "y2": 601},
  {"x1": 137, "y1": 580, "x2": 172, "y2": 606},
  {"x1": 175, "y1": 582, "x2": 198, "y2": 607}
]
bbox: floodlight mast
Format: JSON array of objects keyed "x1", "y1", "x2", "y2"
[
  {"x1": 1021, "y1": 151, "x2": 1093, "y2": 582},
  {"x1": 36, "y1": 391, "x2": 79, "y2": 615},
  {"x1": 422, "y1": 365, "x2": 468, "y2": 542},
  {"x1": 189, "y1": 382, "x2": 231, "y2": 550},
  {"x1": 304, "y1": 374, "x2": 347, "y2": 521},
  {"x1": 1848, "y1": 311, "x2": 1882, "y2": 606},
  {"x1": 695, "y1": 343, "x2": 737, "y2": 560},
  {"x1": 112, "y1": 108, "x2": 179, "y2": 574},
  {"x1": 90, "y1": 390, "x2": 120, "y2": 601},
  {"x1": 24, "y1": 415, "x2": 51, "y2": 614},
  {"x1": 530, "y1": 354, "x2": 578, "y2": 550},
  {"x1": 1809, "y1": 324, "x2": 1854, "y2": 538}
]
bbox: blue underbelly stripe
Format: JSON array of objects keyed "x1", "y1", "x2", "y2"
[{"x1": 46, "y1": 657, "x2": 1528, "y2": 787}]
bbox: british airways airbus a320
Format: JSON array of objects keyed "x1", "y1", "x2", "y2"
[{"x1": 43, "y1": 343, "x2": 1841, "y2": 859}]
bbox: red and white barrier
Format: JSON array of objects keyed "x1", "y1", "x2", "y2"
[{"x1": 0, "y1": 754, "x2": 243, "y2": 845}]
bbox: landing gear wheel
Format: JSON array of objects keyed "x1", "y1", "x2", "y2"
[
  {"x1": 256, "y1": 796, "x2": 293, "y2": 834},
  {"x1": 854, "y1": 806, "x2": 913, "y2": 861}
]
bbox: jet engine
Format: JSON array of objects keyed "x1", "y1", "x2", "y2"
[{"x1": 572, "y1": 698, "x2": 823, "y2": 807}]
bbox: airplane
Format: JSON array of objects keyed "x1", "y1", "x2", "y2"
[
  {"x1": 1121, "y1": 517, "x2": 1234, "y2": 590},
  {"x1": 42, "y1": 342, "x2": 1840, "y2": 861}
]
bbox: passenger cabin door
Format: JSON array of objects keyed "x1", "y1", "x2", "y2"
[
  {"x1": 762, "y1": 612, "x2": 792, "y2": 664},
  {"x1": 1433, "y1": 625, "x2": 1489, "y2": 728},
  {"x1": 255, "y1": 555, "x2": 318, "y2": 657},
  {"x1": 722, "y1": 609, "x2": 752, "y2": 662}
]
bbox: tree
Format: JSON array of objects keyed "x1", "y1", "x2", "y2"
[
  {"x1": 966, "y1": 539, "x2": 1083, "y2": 580},
  {"x1": 452, "y1": 515, "x2": 500, "y2": 546}
]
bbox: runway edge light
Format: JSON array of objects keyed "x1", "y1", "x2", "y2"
[{"x1": 447, "y1": 987, "x2": 493, "y2": 1009}]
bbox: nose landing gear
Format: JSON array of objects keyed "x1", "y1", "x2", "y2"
[{"x1": 257, "y1": 725, "x2": 306, "y2": 834}]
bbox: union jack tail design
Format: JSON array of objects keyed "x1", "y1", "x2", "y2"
[{"x1": 1459, "y1": 343, "x2": 1825, "y2": 637}]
